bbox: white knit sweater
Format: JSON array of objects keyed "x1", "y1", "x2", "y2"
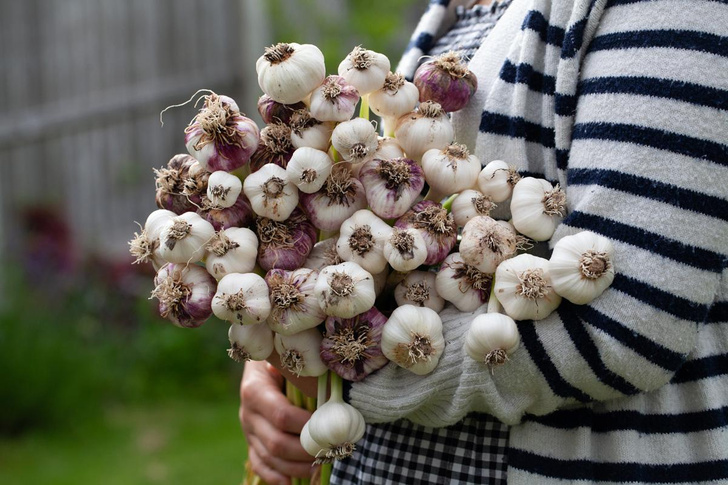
[{"x1": 348, "y1": 0, "x2": 728, "y2": 482}]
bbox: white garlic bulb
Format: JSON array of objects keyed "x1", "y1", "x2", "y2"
[
  {"x1": 309, "y1": 75, "x2": 360, "y2": 123},
  {"x1": 206, "y1": 171, "x2": 242, "y2": 209},
  {"x1": 394, "y1": 271, "x2": 445, "y2": 313},
  {"x1": 315, "y1": 262, "x2": 376, "y2": 318},
  {"x1": 337, "y1": 46, "x2": 390, "y2": 95},
  {"x1": 510, "y1": 177, "x2": 566, "y2": 242},
  {"x1": 464, "y1": 313, "x2": 520, "y2": 367},
  {"x1": 435, "y1": 252, "x2": 491, "y2": 312},
  {"x1": 331, "y1": 118, "x2": 379, "y2": 165},
  {"x1": 550, "y1": 231, "x2": 615, "y2": 304},
  {"x1": 394, "y1": 101, "x2": 454, "y2": 161},
  {"x1": 227, "y1": 323, "x2": 274, "y2": 362},
  {"x1": 336, "y1": 210, "x2": 393, "y2": 274},
  {"x1": 451, "y1": 189, "x2": 496, "y2": 228},
  {"x1": 477, "y1": 160, "x2": 520, "y2": 203},
  {"x1": 289, "y1": 109, "x2": 335, "y2": 151},
  {"x1": 421, "y1": 143, "x2": 481, "y2": 199},
  {"x1": 256, "y1": 43, "x2": 326, "y2": 104},
  {"x1": 494, "y1": 254, "x2": 561, "y2": 321},
  {"x1": 265, "y1": 268, "x2": 325, "y2": 336},
  {"x1": 304, "y1": 238, "x2": 343, "y2": 270},
  {"x1": 286, "y1": 147, "x2": 333, "y2": 194},
  {"x1": 243, "y1": 163, "x2": 299, "y2": 222},
  {"x1": 305, "y1": 397, "x2": 366, "y2": 463},
  {"x1": 369, "y1": 71, "x2": 419, "y2": 119},
  {"x1": 383, "y1": 227, "x2": 428, "y2": 272},
  {"x1": 212, "y1": 272, "x2": 272, "y2": 325},
  {"x1": 205, "y1": 227, "x2": 259, "y2": 280},
  {"x1": 459, "y1": 216, "x2": 518, "y2": 274},
  {"x1": 381, "y1": 305, "x2": 445, "y2": 375},
  {"x1": 274, "y1": 328, "x2": 328, "y2": 377},
  {"x1": 129, "y1": 209, "x2": 175, "y2": 269},
  {"x1": 159, "y1": 212, "x2": 215, "y2": 264}
]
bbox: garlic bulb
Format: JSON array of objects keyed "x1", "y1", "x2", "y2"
[
  {"x1": 154, "y1": 154, "x2": 197, "y2": 214},
  {"x1": 358, "y1": 157, "x2": 425, "y2": 219},
  {"x1": 289, "y1": 109, "x2": 334, "y2": 151},
  {"x1": 255, "y1": 209, "x2": 317, "y2": 271},
  {"x1": 286, "y1": 147, "x2": 333, "y2": 194},
  {"x1": 205, "y1": 227, "x2": 258, "y2": 280},
  {"x1": 274, "y1": 328, "x2": 328, "y2": 377},
  {"x1": 494, "y1": 254, "x2": 561, "y2": 320},
  {"x1": 464, "y1": 313, "x2": 520, "y2": 368},
  {"x1": 305, "y1": 396, "x2": 366, "y2": 463},
  {"x1": 315, "y1": 262, "x2": 376, "y2": 318},
  {"x1": 256, "y1": 43, "x2": 326, "y2": 104},
  {"x1": 129, "y1": 209, "x2": 175, "y2": 268},
  {"x1": 369, "y1": 71, "x2": 419, "y2": 119},
  {"x1": 300, "y1": 163, "x2": 367, "y2": 231},
  {"x1": 184, "y1": 94, "x2": 259, "y2": 173},
  {"x1": 421, "y1": 143, "x2": 481, "y2": 199},
  {"x1": 159, "y1": 212, "x2": 215, "y2": 264},
  {"x1": 435, "y1": 252, "x2": 492, "y2": 312},
  {"x1": 381, "y1": 305, "x2": 445, "y2": 375},
  {"x1": 265, "y1": 268, "x2": 325, "y2": 336},
  {"x1": 451, "y1": 189, "x2": 496, "y2": 228},
  {"x1": 413, "y1": 51, "x2": 478, "y2": 112},
  {"x1": 549, "y1": 231, "x2": 615, "y2": 304},
  {"x1": 331, "y1": 118, "x2": 379, "y2": 165},
  {"x1": 395, "y1": 201, "x2": 457, "y2": 265},
  {"x1": 227, "y1": 323, "x2": 274, "y2": 362},
  {"x1": 320, "y1": 307, "x2": 389, "y2": 382},
  {"x1": 394, "y1": 101, "x2": 454, "y2": 161},
  {"x1": 383, "y1": 227, "x2": 428, "y2": 272},
  {"x1": 257, "y1": 94, "x2": 306, "y2": 125},
  {"x1": 510, "y1": 177, "x2": 566, "y2": 241},
  {"x1": 249, "y1": 122, "x2": 294, "y2": 172},
  {"x1": 305, "y1": 238, "x2": 344, "y2": 270},
  {"x1": 300, "y1": 421, "x2": 325, "y2": 461},
  {"x1": 180, "y1": 161, "x2": 210, "y2": 207},
  {"x1": 197, "y1": 193, "x2": 254, "y2": 231},
  {"x1": 212, "y1": 272, "x2": 272, "y2": 325},
  {"x1": 309, "y1": 75, "x2": 360, "y2": 122},
  {"x1": 206, "y1": 171, "x2": 242, "y2": 209},
  {"x1": 152, "y1": 263, "x2": 216, "y2": 328},
  {"x1": 459, "y1": 216, "x2": 518, "y2": 273},
  {"x1": 243, "y1": 163, "x2": 299, "y2": 221},
  {"x1": 337, "y1": 46, "x2": 390, "y2": 95},
  {"x1": 477, "y1": 160, "x2": 520, "y2": 203},
  {"x1": 394, "y1": 271, "x2": 445, "y2": 312},
  {"x1": 336, "y1": 210, "x2": 393, "y2": 274}
]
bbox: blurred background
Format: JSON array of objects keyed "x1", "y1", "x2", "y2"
[{"x1": 0, "y1": 0, "x2": 422, "y2": 483}]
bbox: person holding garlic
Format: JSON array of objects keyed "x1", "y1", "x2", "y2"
[{"x1": 240, "y1": 0, "x2": 728, "y2": 484}]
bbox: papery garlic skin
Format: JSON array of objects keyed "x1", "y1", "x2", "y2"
[
  {"x1": 331, "y1": 118, "x2": 379, "y2": 165},
  {"x1": 206, "y1": 171, "x2": 242, "y2": 209},
  {"x1": 394, "y1": 101, "x2": 454, "y2": 161},
  {"x1": 435, "y1": 252, "x2": 492, "y2": 312},
  {"x1": 451, "y1": 189, "x2": 496, "y2": 228},
  {"x1": 460, "y1": 216, "x2": 518, "y2": 274},
  {"x1": 265, "y1": 268, "x2": 325, "y2": 336},
  {"x1": 309, "y1": 75, "x2": 360, "y2": 122},
  {"x1": 337, "y1": 46, "x2": 390, "y2": 95},
  {"x1": 421, "y1": 143, "x2": 481, "y2": 197},
  {"x1": 465, "y1": 313, "x2": 520, "y2": 366},
  {"x1": 152, "y1": 263, "x2": 215, "y2": 328},
  {"x1": 315, "y1": 262, "x2": 376, "y2": 318},
  {"x1": 243, "y1": 163, "x2": 299, "y2": 222},
  {"x1": 381, "y1": 305, "x2": 445, "y2": 375},
  {"x1": 159, "y1": 212, "x2": 216, "y2": 264},
  {"x1": 494, "y1": 254, "x2": 562, "y2": 321},
  {"x1": 227, "y1": 323, "x2": 274, "y2": 362},
  {"x1": 154, "y1": 154, "x2": 197, "y2": 214},
  {"x1": 300, "y1": 163, "x2": 367, "y2": 232},
  {"x1": 212, "y1": 272, "x2": 272, "y2": 325},
  {"x1": 274, "y1": 328, "x2": 328, "y2": 377},
  {"x1": 358, "y1": 157, "x2": 425, "y2": 219},
  {"x1": 550, "y1": 231, "x2": 615, "y2": 305},
  {"x1": 394, "y1": 271, "x2": 445, "y2": 313},
  {"x1": 336, "y1": 210, "x2": 393, "y2": 275},
  {"x1": 205, "y1": 227, "x2": 259, "y2": 280},
  {"x1": 256, "y1": 43, "x2": 326, "y2": 105},
  {"x1": 477, "y1": 160, "x2": 520, "y2": 203},
  {"x1": 306, "y1": 398, "x2": 366, "y2": 463},
  {"x1": 511, "y1": 177, "x2": 566, "y2": 242},
  {"x1": 286, "y1": 147, "x2": 333, "y2": 194},
  {"x1": 369, "y1": 71, "x2": 419, "y2": 119},
  {"x1": 383, "y1": 227, "x2": 428, "y2": 272}
]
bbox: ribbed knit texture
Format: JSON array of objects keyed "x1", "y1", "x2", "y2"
[{"x1": 345, "y1": 0, "x2": 728, "y2": 482}]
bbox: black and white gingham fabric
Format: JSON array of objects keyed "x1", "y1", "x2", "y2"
[{"x1": 331, "y1": 413, "x2": 509, "y2": 484}]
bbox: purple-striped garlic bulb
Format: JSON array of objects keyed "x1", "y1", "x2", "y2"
[
  {"x1": 309, "y1": 75, "x2": 360, "y2": 123},
  {"x1": 274, "y1": 328, "x2": 328, "y2": 377},
  {"x1": 152, "y1": 263, "x2": 216, "y2": 328},
  {"x1": 358, "y1": 157, "x2": 424, "y2": 219},
  {"x1": 413, "y1": 51, "x2": 477, "y2": 113},
  {"x1": 395, "y1": 200, "x2": 457, "y2": 266},
  {"x1": 255, "y1": 208, "x2": 317, "y2": 271},
  {"x1": 249, "y1": 122, "x2": 295, "y2": 172},
  {"x1": 154, "y1": 154, "x2": 197, "y2": 214},
  {"x1": 265, "y1": 268, "x2": 325, "y2": 336},
  {"x1": 197, "y1": 192, "x2": 254, "y2": 231},
  {"x1": 394, "y1": 270, "x2": 445, "y2": 312},
  {"x1": 300, "y1": 163, "x2": 367, "y2": 232},
  {"x1": 257, "y1": 94, "x2": 306, "y2": 125},
  {"x1": 435, "y1": 252, "x2": 492, "y2": 312}
]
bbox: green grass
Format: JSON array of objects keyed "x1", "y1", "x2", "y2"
[{"x1": 0, "y1": 397, "x2": 247, "y2": 485}]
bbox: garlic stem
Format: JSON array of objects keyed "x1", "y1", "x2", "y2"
[
  {"x1": 329, "y1": 372, "x2": 344, "y2": 403},
  {"x1": 317, "y1": 372, "x2": 329, "y2": 409},
  {"x1": 359, "y1": 94, "x2": 370, "y2": 120},
  {"x1": 442, "y1": 193, "x2": 458, "y2": 212}
]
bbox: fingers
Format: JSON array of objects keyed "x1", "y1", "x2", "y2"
[
  {"x1": 247, "y1": 443, "x2": 290, "y2": 485},
  {"x1": 248, "y1": 434, "x2": 315, "y2": 479}
]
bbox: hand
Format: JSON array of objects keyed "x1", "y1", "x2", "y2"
[{"x1": 239, "y1": 360, "x2": 315, "y2": 485}]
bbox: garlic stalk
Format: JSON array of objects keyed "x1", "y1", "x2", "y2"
[
  {"x1": 494, "y1": 253, "x2": 561, "y2": 320},
  {"x1": 309, "y1": 75, "x2": 361, "y2": 122},
  {"x1": 549, "y1": 231, "x2": 615, "y2": 304},
  {"x1": 394, "y1": 271, "x2": 445, "y2": 312},
  {"x1": 300, "y1": 163, "x2": 367, "y2": 231},
  {"x1": 320, "y1": 307, "x2": 389, "y2": 382},
  {"x1": 227, "y1": 323, "x2": 275, "y2": 362},
  {"x1": 159, "y1": 212, "x2": 215, "y2": 264},
  {"x1": 286, "y1": 147, "x2": 333, "y2": 194},
  {"x1": 421, "y1": 143, "x2": 481, "y2": 200},
  {"x1": 510, "y1": 177, "x2": 566, "y2": 241},
  {"x1": 435, "y1": 252, "x2": 492, "y2": 312},
  {"x1": 243, "y1": 163, "x2": 299, "y2": 222},
  {"x1": 381, "y1": 305, "x2": 445, "y2": 375},
  {"x1": 129, "y1": 209, "x2": 175, "y2": 268},
  {"x1": 413, "y1": 51, "x2": 478, "y2": 113},
  {"x1": 383, "y1": 227, "x2": 428, "y2": 272},
  {"x1": 212, "y1": 272, "x2": 272, "y2": 325},
  {"x1": 255, "y1": 208, "x2": 317, "y2": 271},
  {"x1": 206, "y1": 171, "x2": 242, "y2": 209},
  {"x1": 336, "y1": 210, "x2": 393, "y2": 274},
  {"x1": 369, "y1": 71, "x2": 419, "y2": 120},
  {"x1": 395, "y1": 200, "x2": 457, "y2": 265},
  {"x1": 152, "y1": 263, "x2": 216, "y2": 328},
  {"x1": 451, "y1": 189, "x2": 496, "y2": 228},
  {"x1": 330, "y1": 118, "x2": 379, "y2": 165},
  {"x1": 337, "y1": 46, "x2": 390, "y2": 95},
  {"x1": 265, "y1": 268, "x2": 325, "y2": 336},
  {"x1": 477, "y1": 160, "x2": 520, "y2": 203},
  {"x1": 289, "y1": 108, "x2": 334, "y2": 151},
  {"x1": 249, "y1": 122, "x2": 294, "y2": 172},
  {"x1": 256, "y1": 43, "x2": 326, "y2": 104},
  {"x1": 394, "y1": 101, "x2": 454, "y2": 161},
  {"x1": 358, "y1": 157, "x2": 425, "y2": 219},
  {"x1": 205, "y1": 227, "x2": 258, "y2": 280},
  {"x1": 459, "y1": 216, "x2": 518, "y2": 273},
  {"x1": 274, "y1": 328, "x2": 328, "y2": 377},
  {"x1": 315, "y1": 262, "x2": 376, "y2": 318},
  {"x1": 464, "y1": 313, "x2": 520, "y2": 369}
]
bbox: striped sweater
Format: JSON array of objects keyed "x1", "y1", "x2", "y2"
[{"x1": 346, "y1": 0, "x2": 728, "y2": 482}]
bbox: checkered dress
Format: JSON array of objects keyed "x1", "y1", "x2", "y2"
[{"x1": 332, "y1": 3, "x2": 511, "y2": 483}]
